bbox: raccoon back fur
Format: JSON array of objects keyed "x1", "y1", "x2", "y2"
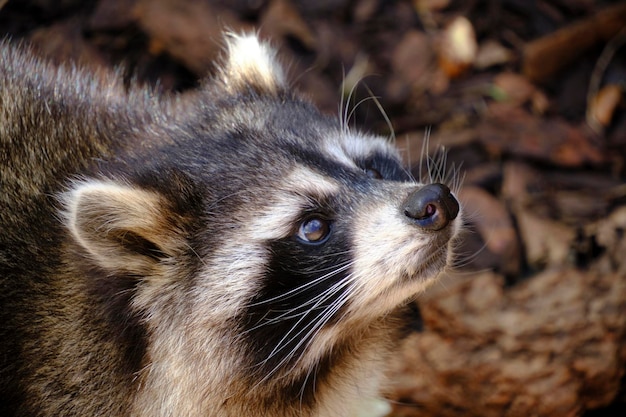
[{"x1": 0, "y1": 34, "x2": 461, "y2": 417}]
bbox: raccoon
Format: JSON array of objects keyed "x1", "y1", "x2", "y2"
[{"x1": 0, "y1": 34, "x2": 461, "y2": 417}]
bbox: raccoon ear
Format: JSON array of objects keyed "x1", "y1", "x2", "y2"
[
  {"x1": 63, "y1": 180, "x2": 185, "y2": 275},
  {"x1": 219, "y1": 33, "x2": 286, "y2": 94}
]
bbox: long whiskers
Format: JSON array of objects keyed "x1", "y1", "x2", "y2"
[
  {"x1": 417, "y1": 128, "x2": 464, "y2": 194},
  {"x1": 246, "y1": 260, "x2": 354, "y2": 308},
  {"x1": 242, "y1": 268, "x2": 355, "y2": 334},
  {"x1": 362, "y1": 85, "x2": 396, "y2": 143},
  {"x1": 249, "y1": 273, "x2": 357, "y2": 388},
  {"x1": 339, "y1": 73, "x2": 396, "y2": 145},
  {"x1": 260, "y1": 284, "x2": 354, "y2": 385}
]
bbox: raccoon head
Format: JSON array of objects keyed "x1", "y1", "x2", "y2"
[{"x1": 62, "y1": 33, "x2": 460, "y2": 412}]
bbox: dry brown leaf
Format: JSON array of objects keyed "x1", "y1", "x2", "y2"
[
  {"x1": 586, "y1": 206, "x2": 626, "y2": 274},
  {"x1": 260, "y1": 0, "x2": 317, "y2": 52},
  {"x1": 135, "y1": 0, "x2": 247, "y2": 75},
  {"x1": 478, "y1": 104, "x2": 606, "y2": 167},
  {"x1": 493, "y1": 72, "x2": 537, "y2": 106},
  {"x1": 459, "y1": 186, "x2": 520, "y2": 274},
  {"x1": 501, "y1": 161, "x2": 539, "y2": 209},
  {"x1": 523, "y1": 3, "x2": 626, "y2": 83},
  {"x1": 29, "y1": 20, "x2": 107, "y2": 69},
  {"x1": 413, "y1": 0, "x2": 450, "y2": 13},
  {"x1": 437, "y1": 16, "x2": 477, "y2": 78},
  {"x1": 89, "y1": 0, "x2": 139, "y2": 30},
  {"x1": 474, "y1": 39, "x2": 512, "y2": 70},
  {"x1": 391, "y1": 30, "x2": 434, "y2": 88},
  {"x1": 515, "y1": 209, "x2": 575, "y2": 268},
  {"x1": 587, "y1": 84, "x2": 623, "y2": 128}
]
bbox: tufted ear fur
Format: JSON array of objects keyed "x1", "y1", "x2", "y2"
[
  {"x1": 219, "y1": 33, "x2": 286, "y2": 94},
  {"x1": 63, "y1": 180, "x2": 186, "y2": 276}
]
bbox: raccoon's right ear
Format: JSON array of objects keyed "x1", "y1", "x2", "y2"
[
  {"x1": 62, "y1": 180, "x2": 187, "y2": 276},
  {"x1": 217, "y1": 33, "x2": 287, "y2": 94}
]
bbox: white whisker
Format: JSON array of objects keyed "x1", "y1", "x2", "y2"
[
  {"x1": 246, "y1": 260, "x2": 354, "y2": 307},
  {"x1": 363, "y1": 85, "x2": 395, "y2": 143},
  {"x1": 261, "y1": 276, "x2": 355, "y2": 363},
  {"x1": 258, "y1": 278, "x2": 355, "y2": 384}
]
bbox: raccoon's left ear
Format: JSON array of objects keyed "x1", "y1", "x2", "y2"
[
  {"x1": 218, "y1": 33, "x2": 287, "y2": 94},
  {"x1": 63, "y1": 180, "x2": 187, "y2": 276}
]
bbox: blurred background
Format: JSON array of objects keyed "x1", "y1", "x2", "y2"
[{"x1": 1, "y1": 0, "x2": 624, "y2": 415}]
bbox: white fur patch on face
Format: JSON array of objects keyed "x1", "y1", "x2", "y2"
[
  {"x1": 321, "y1": 138, "x2": 358, "y2": 169},
  {"x1": 341, "y1": 132, "x2": 397, "y2": 161},
  {"x1": 347, "y1": 185, "x2": 456, "y2": 320},
  {"x1": 245, "y1": 167, "x2": 340, "y2": 241},
  {"x1": 221, "y1": 33, "x2": 286, "y2": 94},
  {"x1": 321, "y1": 132, "x2": 399, "y2": 171}
]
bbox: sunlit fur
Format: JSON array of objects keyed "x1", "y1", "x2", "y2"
[
  {"x1": 219, "y1": 33, "x2": 286, "y2": 94},
  {"x1": 0, "y1": 34, "x2": 462, "y2": 417}
]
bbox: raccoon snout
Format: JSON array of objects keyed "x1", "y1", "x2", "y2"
[{"x1": 403, "y1": 183, "x2": 460, "y2": 231}]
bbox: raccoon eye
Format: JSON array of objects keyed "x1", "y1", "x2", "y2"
[
  {"x1": 365, "y1": 167, "x2": 383, "y2": 180},
  {"x1": 297, "y1": 217, "x2": 331, "y2": 244}
]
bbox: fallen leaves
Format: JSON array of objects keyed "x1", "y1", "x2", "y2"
[
  {"x1": 477, "y1": 104, "x2": 606, "y2": 167},
  {"x1": 388, "y1": 266, "x2": 626, "y2": 417},
  {"x1": 522, "y1": 3, "x2": 626, "y2": 84}
]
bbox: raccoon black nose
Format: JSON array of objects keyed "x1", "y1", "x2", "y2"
[{"x1": 403, "y1": 183, "x2": 459, "y2": 231}]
